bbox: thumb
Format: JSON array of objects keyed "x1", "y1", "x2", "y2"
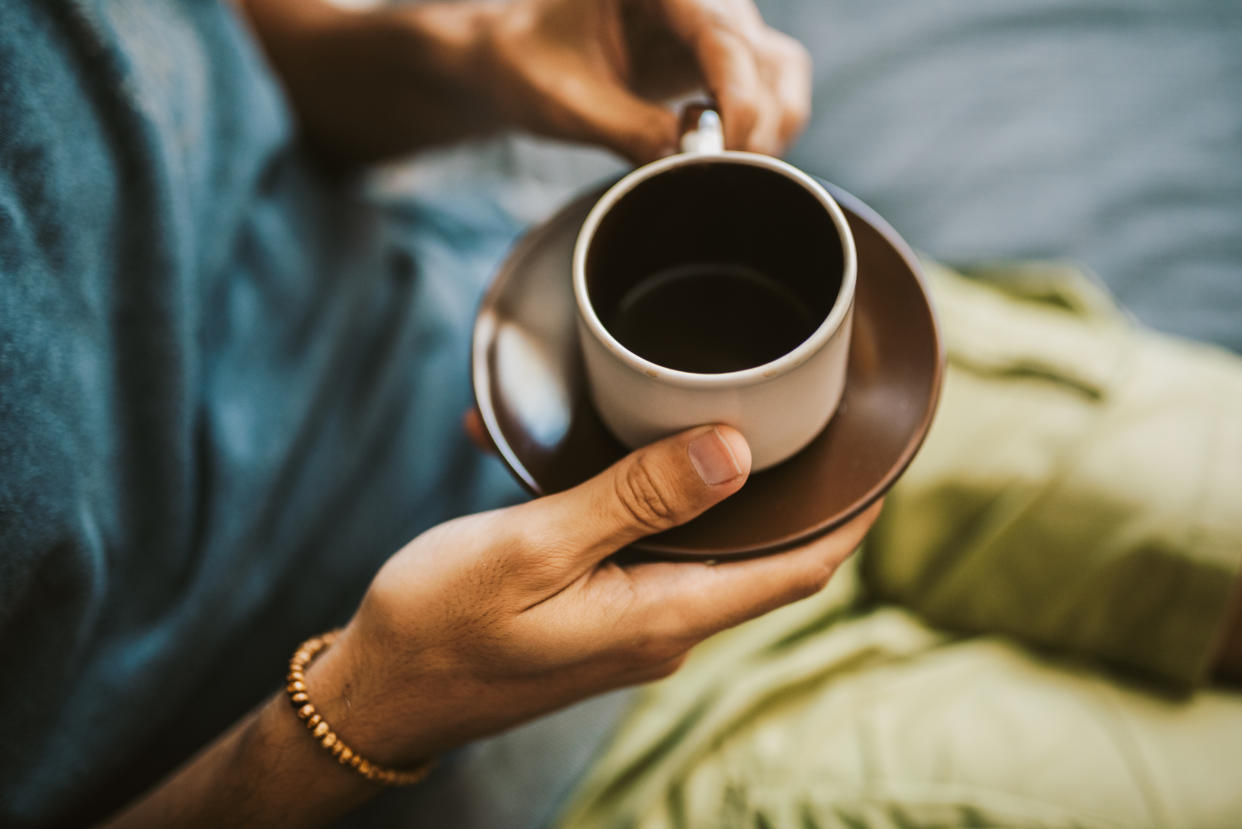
[{"x1": 535, "y1": 425, "x2": 751, "y2": 563}]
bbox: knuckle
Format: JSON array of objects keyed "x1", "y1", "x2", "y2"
[
  {"x1": 615, "y1": 455, "x2": 678, "y2": 532},
  {"x1": 795, "y1": 562, "x2": 836, "y2": 599},
  {"x1": 778, "y1": 107, "x2": 807, "y2": 143},
  {"x1": 642, "y1": 110, "x2": 677, "y2": 148},
  {"x1": 642, "y1": 654, "x2": 687, "y2": 682},
  {"x1": 695, "y1": 10, "x2": 747, "y2": 42},
  {"x1": 724, "y1": 93, "x2": 760, "y2": 131},
  {"x1": 619, "y1": 628, "x2": 683, "y2": 670},
  {"x1": 735, "y1": 96, "x2": 761, "y2": 124},
  {"x1": 795, "y1": 42, "x2": 813, "y2": 72},
  {"x1": 645, "y1": 603, "x2": 702, "y2": 650},
  {"x1": 771, "y1": 31, "x2": 811, "y2": 67},
  {"x1": 616, "y1": 640, "x2": 654, "y2": 672},
  {"x1": 619, "y1": 115, "x2": 675, "y2": 163},
  {"x1": 481, "y1": 512, "x2": 577, "y2": 593},
  {"x1": 484, "y1": 512, "x2": 540, "y2": 562},
  {"x1": 507, "y1": 543, "x2": 572, "y2": 591}
]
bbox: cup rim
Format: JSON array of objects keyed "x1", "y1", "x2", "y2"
[{"x1": 572, "y1": 151, "x2": 858, "y2": 390}]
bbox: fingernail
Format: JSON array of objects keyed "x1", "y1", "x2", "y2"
[{"x1": 688, "y1": 428, "x2": 743, "y2": 486}]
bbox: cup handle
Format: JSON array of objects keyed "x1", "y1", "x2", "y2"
[{"x1": 679, "y1": 102, "x2": 725, "y2": 154}]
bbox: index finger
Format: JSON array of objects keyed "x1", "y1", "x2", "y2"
[
  {"x1": 688, "y1": 26, "x2": 763, "y2": 150},
  {"x1": 624, "y1": 500, "x2": 885, "y2": 644}
]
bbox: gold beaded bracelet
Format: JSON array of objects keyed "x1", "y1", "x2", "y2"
[{"x1": 286, "y1": 630, "x2": 434, "y2": 787}]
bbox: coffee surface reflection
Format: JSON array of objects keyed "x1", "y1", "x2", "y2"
[{"x1": 603, "y1": 262, "x2": 819, "y2": 373}]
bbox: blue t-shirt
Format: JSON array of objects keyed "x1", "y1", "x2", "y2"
[{"x1": 0, "y1": 2, "x2": 521, "y2": 823}]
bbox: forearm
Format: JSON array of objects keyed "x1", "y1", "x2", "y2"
[
  {"x1": 104, "y1": 638, "x2": 380, "y2": 827},
  {"x1": 238, "y1": 0, "x2": 503, "y2": 163}
]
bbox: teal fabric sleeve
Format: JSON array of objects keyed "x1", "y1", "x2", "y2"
[{"x1": 0, "y1": 3, "x2": 523, "y2": 823}]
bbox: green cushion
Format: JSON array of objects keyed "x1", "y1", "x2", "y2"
[{"x1": 556, "y1": 264, "x2": 1242, "y2": 828}]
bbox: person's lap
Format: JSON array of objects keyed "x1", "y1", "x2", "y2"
[{"x1": 559, "y1": 591, "x2": 1242, "y2": 828}]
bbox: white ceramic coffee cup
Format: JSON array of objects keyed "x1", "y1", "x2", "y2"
[{"x1": 572, "y1": 107, "x2": 857, "y2": 471}]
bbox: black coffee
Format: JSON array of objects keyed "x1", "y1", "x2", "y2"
[
  {"x1": 603, "y1": 263, "x2": 820, "y2": 373},
  {"x1": 585, "y1": 162, "x2": 844, "y2": 373}
]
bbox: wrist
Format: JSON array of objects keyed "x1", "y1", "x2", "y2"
[{"x1": 301, "y1": 624, "x2": 436, "y2": 769}]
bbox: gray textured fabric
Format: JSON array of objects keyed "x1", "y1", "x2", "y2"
[{"x1": 778, "y1": 0, "x2": 1242, "y2": 354}]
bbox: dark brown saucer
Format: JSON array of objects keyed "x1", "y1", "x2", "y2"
[{"x1": 472, "y1": 180, "x2": 944, "y2": 558}]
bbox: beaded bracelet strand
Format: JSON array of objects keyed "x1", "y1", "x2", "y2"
[{"x1": 286, "y1": 630, "x2": 434, "y2": 787}]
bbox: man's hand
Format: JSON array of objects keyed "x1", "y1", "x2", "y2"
[
  {"x1": 309, "y1": 426, "x2": 879, "y2": 767},
  {"x1": 239, "y1": 0, "x2": 811, "y2": 164},
  {"x1": 478, "y1": 0, "x2": 812, "y2": 162},
  {"x1": 109, "y1": 427, "x2": 877, "y2": 826}
]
